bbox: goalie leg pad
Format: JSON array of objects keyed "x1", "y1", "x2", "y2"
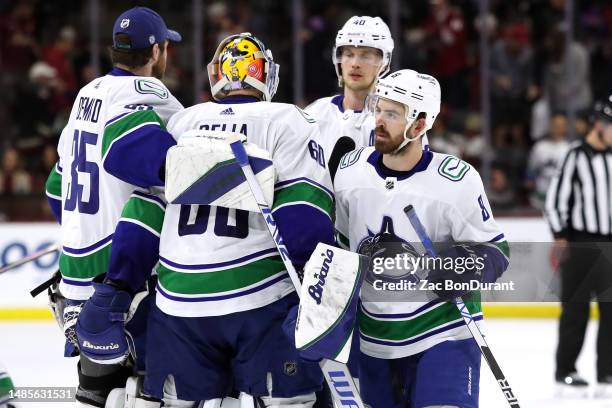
[{"x1": 76, "y1": 359, "x2": 132, "y2": 407}]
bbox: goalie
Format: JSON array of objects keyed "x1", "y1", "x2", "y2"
[{"x1": 77, "y1": 32, "x2": 337, "y2": 407}]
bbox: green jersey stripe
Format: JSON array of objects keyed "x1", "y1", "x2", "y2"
[
  {"x1": 273, "y1": 182, "x2": 334, "y2": 218},
  {"x1": 359, "y1": 294, "x2": 481, "y2": 341},
  {"x1": 102, "y1": 110, "x2": 165, "y2": 158},
  {"x1": 121, "y1": 195, "x2": 166, "y2": 235},
  {"x1": 493, "y1": 240, "x2": 510, "y2": 259},
  {"x1": 0, "y1": 375, "x2": 14, "y2": 395},
  {"x1": 157, "y1": 255, "x2": 286, "y2": 295},
  {"x1": 45, "y1": 165, "x2": 62, "y2": 198},
  {"x1": 60, "y1": 242, "x2": 112, "y2": 279}
]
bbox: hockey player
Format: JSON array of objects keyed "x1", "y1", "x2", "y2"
[
  {"x1": 44, "y1": 6, "x2": 183, "y2": 407},
  {"x1": 305, "y1": 16, "x2": 394, "y2": 181},
  {"x1": 74, "y1": 32, "x2": 335, "y2": 407},
  {"x1": 0, "y1": 363, "x2": 15, "y2": 408},
  {"x1": 334, "y1": 69, "x2": 510, "y2": 408}
]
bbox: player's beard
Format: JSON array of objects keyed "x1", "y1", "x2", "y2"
[{"x1": 374, "y1": 125, "x2": 403, "y2": 154}]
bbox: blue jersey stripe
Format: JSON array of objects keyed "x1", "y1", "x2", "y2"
[
  {"x1": 159, "y1": 248, "x2": 279, "y2": 271},
  {"x1": 63, "y1": 234, "x2": 113, "y2": 255}
]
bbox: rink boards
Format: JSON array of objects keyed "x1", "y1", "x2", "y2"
[{"x1": 2, "y1": 218, "x2": 597, "y2": 320}]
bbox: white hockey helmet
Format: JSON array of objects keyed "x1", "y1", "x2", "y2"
[
  {"x1": 207, "y1": 32, "x2": 279, "y2": 102},
  {"x1": 333, "y1": 16, "x2": 394, "y2": 84},
  {"x1": 368, "y1": 69, "x2": 441, "y2": 151}
]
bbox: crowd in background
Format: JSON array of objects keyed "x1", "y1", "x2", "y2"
[{"x1": 0, "y1": 0, "x2": 611, "y2": 221}]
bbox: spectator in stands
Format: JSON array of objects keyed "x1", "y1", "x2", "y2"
[
  {"x1": 421, "y1": 0, "x2": 469, "y2": 109},
  {"x1": 526, "y1": 113, "x2": 570, "y2": 210},
  {"x1": 428, "y1": 111, "x2": 462, "y2": 158},
  {"x1": 461, "y1": 113, "x2": 487, "y2": 169},
  {"x1": 490, "y1": 21, "x2": 538, "y2": 148},
  {"x1": 486, "y1": 165, "x2": 517, "y2": 210},
  {"x1": 543, "y1": 24, "x2": 592, "y2": 115},
  {"x1": 0, "y1": 148, "x2": 32, "y2": 195},
  {"x1": 41, "y1": 26, "x2": 78, "y2": 113},
  {"x1": 0, "y1": 0, "x2": 38, "y2": 79},
  {"x1": 12, "y1": 62, "x2": 58, "y2": 148},
  {"x1": 32, "y1": 144, "x2": 58, "y2": 193}
]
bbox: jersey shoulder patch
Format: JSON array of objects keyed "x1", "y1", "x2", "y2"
[
  {"x1": 339, "y1": 147, "x2": 366, "y2": 170},
  {"x1": 134, "y1": 78, "x2": 169, "y2": 99},
  {"x1": 294, "y1": 105, "x2": 316, "y2": 124},
  {"x1": 437, "y1": 155, "x2": 471, "y2": 182}
]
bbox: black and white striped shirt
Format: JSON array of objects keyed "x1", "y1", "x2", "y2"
[{"x1": 545, "y1": 140, "x2": 612, "y2": 238}]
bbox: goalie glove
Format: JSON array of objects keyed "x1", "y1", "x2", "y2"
[{"x1": 76, "y1": 282, "x2": 133, "y2": 365}]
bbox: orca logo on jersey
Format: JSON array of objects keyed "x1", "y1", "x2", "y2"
[
  {"x1": 308, "y1": 249, "x2": 335, "y2": 305},
  {"x1": 357, "y1": 216, "x2": 420, "y2": 284}
]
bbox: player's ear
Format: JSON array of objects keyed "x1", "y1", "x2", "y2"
[
  {"x1": 151, "y1": 43, "x2": 160, "y2": 64},
  {"x1": 412, "y1": 117, "x2": 428, "y2": 137}
]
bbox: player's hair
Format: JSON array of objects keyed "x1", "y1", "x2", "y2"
[{"x1": 109, "y1": 34, "x2": 166, "y2": 69}]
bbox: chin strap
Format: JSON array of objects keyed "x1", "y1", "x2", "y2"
[{"x1": 392, "y1": 120, "x2": 421, "y2": 154}]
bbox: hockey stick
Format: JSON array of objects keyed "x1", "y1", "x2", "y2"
[
  {"x1": 0, "y1": 243, "x2": 60, "y2": 275},
  {"x1": 229, "y1": 137, "x2": 365, "y2": 408},
  {"x1": 404, "y1": 205, "x2": 520, "y2": 408}
]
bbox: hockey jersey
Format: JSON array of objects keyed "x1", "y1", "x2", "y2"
[
  {"x1": 305, "y1": 95, "x2": 430, "y2": 170},
  {"x1": 45, "y1": 67, "x2": 183, "y2": 299},
  {"x1": 334, "y1": 147, "x2": 509, "y2": 359},
  {"x1": 153, "y1": 97, "x2": 335, "y2": 317},
  {"x1": 0, "y1": 363, "x2": 14, "y2": 406}
]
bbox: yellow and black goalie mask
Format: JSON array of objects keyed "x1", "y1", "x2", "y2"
[{"x1": 208, "y1": 33, "x2": 279, "y2": 102}]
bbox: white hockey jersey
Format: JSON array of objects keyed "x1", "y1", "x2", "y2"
[
  {"x1": 156, "y1": 98, "x2": 335, "y2": 317},
  {"x1": 334, "y1": 147, "x2": 509, "y2": 359},
  {"x1": 306, "y1": 95, "x2": 430, "y2": 170},
  {"x1": 52, "y1": 69, "x2": 182, "y2": 299},
  {"x1": 305, "y1": 96, "x2": 375, "y2": 165}
]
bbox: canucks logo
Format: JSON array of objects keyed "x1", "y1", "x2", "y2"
[
  {"x1": 438, "y1": 156, "x2": 470, "y2": 182},
  {"x1": 134, "y1": 79, "x2": 169, "y2": 99},
  {"x1": 357, "y1": 216, "x2": 421, "y2": 285}
]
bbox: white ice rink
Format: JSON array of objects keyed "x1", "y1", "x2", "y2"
[{"x1": 1, "y1": 318, "x2": 610, "y2": 408}]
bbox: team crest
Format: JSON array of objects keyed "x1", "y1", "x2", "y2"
[
  {"x1": 120, "y1": 19, "x2": 130, "y2": 28},
  {"x1": 134, "y1": 79, "x2": 169, "y2": 99},
  {"x1": 357, "y1": 216, "x2": 420, "y2": 285},
  {"x1": 438, "y1": 156, "x2": 470, "y2": 182}
]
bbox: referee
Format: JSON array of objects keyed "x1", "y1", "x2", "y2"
[{"x1": 546, "y1": 94, "x2": 612, "y2": 395}]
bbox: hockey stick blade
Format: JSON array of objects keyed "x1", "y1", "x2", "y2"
[
  {"x1": 230, "y1": 138, "x2": 365, "y2": 408},
  {"x1": 403, "y1": 205, "x2": 520, "y2": 408},
  {"x1": 0, "y1": 243, "x2": 60, "y2": 275}
]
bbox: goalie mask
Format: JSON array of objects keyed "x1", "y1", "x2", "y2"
[{"x1": 208, "y1": 32, "x2": 279, "y2": 102}]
